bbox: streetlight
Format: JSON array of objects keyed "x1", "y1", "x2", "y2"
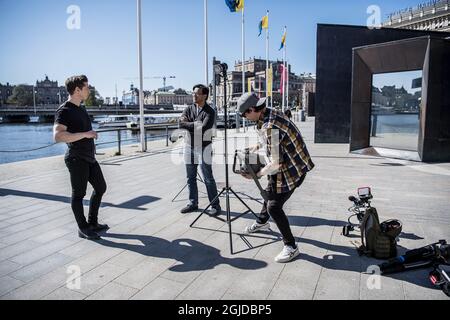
[{"x1": 137, "y1": 0, "x2": 146, "y2": 152}]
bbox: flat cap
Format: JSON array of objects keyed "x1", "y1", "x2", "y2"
[{"x1": 237, "y1": 93, "x2": 266, "y2": 115}]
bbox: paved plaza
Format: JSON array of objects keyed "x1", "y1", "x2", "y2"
[{"x1": 1, "y1": 117, "x2": 449, "y2": 300}]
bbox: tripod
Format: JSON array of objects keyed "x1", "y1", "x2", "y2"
[
  {"x1": 171, "y1": 172, "x2": 206, "y2": 202},
  {"x1": 190, "y1": 62, "x2": 259, "y2": 254}
]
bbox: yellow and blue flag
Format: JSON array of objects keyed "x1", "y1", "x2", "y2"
[
  {"x1": 225, "y1": 0, "x2": 244, "y2": 13},
  {"x1": 279, "y1": 29, "x2": 287, "y2": 50},
  {"x1": 258, "y1": 15, "x2": 268, "y2": 37}
]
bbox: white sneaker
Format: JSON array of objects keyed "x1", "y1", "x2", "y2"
[
  {"x1": 207, "y1": 207, "x2": 221, "y2": 216},
  {"x1": 244, "y1": 222, "x2": 270, "y2": 234},
  {"x1": 274, "y1": 245, "x2": 300, "y2": 263}
]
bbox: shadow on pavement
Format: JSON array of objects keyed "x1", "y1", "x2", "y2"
[
  {"x1": 98, "y1": 232, "x2": 268, "y2": 272},
  {"x1": 0, "y1": 188, "x2": 160, "y2": 211}
]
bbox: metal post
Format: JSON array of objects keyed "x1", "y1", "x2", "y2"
[
  {"x1": 117, "y1": 130, "x2": 122, "y2": 155},
  {"x1": 137, "y1": 0, "x2": 146, "y2": 152},
  {"x1": 204, "y1": 0, "x2": 209, "y2": 86},
  {"x1": 144, "y1": 127, "x2": 148, "y2": 150},
  {"x1": 33, "y1": 85, "x2": 36, "y2": 115},
  {"x1": 266, "y1": 10, "x2": 269, "y2": 109},
  {"x1": 166, "y1": 125, "x2": 169, "y2": 146},
  {"x1": 237, "y1": 7, "x2": 245, "y2": 133},
  {"x1": 213, "y1": 57, "x2": 217, "y2": 124}
]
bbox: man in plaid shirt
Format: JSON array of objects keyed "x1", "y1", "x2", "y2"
[{"x1": 237, "y1": 93, "x2": 315, "y2": 263}]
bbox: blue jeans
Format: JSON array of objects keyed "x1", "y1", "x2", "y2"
[{"x1": 185, "y1": 158, "x2": 220, "y2": 208}]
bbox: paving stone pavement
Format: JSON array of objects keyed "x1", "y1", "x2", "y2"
[{"x1": 0, "y1": 117, "x2": 449, "y2": 300}]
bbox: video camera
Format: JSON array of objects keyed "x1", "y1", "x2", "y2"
[
  {"x1": 232, "y1": 149, "x2": 266, "y2": 178},
  {"x1": 233, "y1": 149, "x2": 268, "y2": 201},
  {"x1": 342, "y1": 187, "x2": 373, "y2": 236}
]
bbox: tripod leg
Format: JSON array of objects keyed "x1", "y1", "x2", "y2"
[
  {"x1": 225, "y1": 189, "x2": 234, "y2": 255},
  {"x1": 229, "y1": 188, "x2": 259, "y2": 219},
  {"x1": 171, "y1": 183, "x2": 188, "y2": 202},
  {"x1": 190, "y1": 187, "x2": 225, "y2": 227},
  {"x1": 197, "y1": 172, "x2": 205, "y2": 184}
]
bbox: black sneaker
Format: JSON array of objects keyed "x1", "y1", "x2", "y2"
[
  {"x1": 180, "y1": 204, "x2": 198, "y2": 214},
  {"x1": 78, "y1": 227, "x2": 101, "y2": 240},
  {"x1": 88, "y1": 222, "x2": 110, "y2": 232}
]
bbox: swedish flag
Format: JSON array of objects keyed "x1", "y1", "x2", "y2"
[
  {"x1": 279, "y1": 30, "x2": 287, "y2": 51},
  {"x1": 225, "y1": 0, "x2": 244, "y2": 12},
  {"x1": 258, "y1": 15, "x2": 268, "y2": 37}
]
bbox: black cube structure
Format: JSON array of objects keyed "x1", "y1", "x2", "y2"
[
  {"x1": 315, "y1": 24, "x2": 450, "y2": 143},
  {"x1": 307, "y1": 92, "x2": 315, "y2": 117},
  {"x1": 350, "y1": 36, "x2": 450, "y2": 162}
]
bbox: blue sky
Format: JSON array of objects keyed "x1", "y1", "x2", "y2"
[{"x1": 0, "y1": 0, "x2": 423, "y2": 99}]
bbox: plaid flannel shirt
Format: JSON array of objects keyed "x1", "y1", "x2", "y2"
[{"x1": 257, "y1": 108, "x2": 315, "y2": 194}]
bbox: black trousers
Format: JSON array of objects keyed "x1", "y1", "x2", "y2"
[
  {"x1": 65, "y1": 157, "x2": 107, "y2": 229},
  {"x1": 257, "y1": 175, "x2": 307, "y2": 248}
]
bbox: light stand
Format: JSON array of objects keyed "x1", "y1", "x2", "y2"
[
  {"x1": 190, "y1": 62, "x2": 259, "y2": 254},
  {"x1": 171, "y1": 173, "x2": 206, "y2": 202}
]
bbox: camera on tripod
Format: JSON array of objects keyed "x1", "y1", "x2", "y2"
[
  {"x1": 232, "y1": 149, "x2": 266, "y2": 178},
  {"x1": 232, "y1": 149, "x2": 268, "y2": 201}
]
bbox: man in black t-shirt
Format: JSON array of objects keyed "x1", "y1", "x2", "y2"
[{"x1": 54, "y1": 75, "x2": 108, "y2": 240}]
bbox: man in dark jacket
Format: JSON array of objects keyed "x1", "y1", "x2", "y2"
[{"x1": 178, "y1": 84, "x2": 221, "y2": 214}]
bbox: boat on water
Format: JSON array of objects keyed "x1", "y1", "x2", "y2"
[
  {"x1": 126, "y1": 114, "x2": 180, "y2": 130},
  {"x1": 97, "y1": 115, "x2": 135, "y2": 128},
  {"x1": 29, "y1": 116, "x2": 40, "y2": 123}
]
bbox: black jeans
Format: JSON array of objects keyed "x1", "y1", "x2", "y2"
[
  {"x1": 257, "y1": 175, "x2": 307, "y2": 248},
  {"x1": 65, "y1": 157, "x2": 107, "y2": 229}
]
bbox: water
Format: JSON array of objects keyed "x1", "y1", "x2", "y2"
[
  {"x1": 371, "y1": 114, "x2": 420, "y2": 134},
  {"x1": 370, "y1": 114, "x2": 420, "y2": 151},
  {"x1": 0, "y1": 123, "x2": 170, "y2": 165}
]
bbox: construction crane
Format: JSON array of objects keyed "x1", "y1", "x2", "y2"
[
  {"x1": 123, "y1": 75, "x2": 176, "y2": 92},
  {"x1": 150, "y1": 76, "x2": 176, "y2": 92}
]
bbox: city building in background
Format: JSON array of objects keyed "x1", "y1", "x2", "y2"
[
  {"x1": 0, "y1": 76, "x2": 77, "y2": 106},
  {"x1": 383, "y1": 0, "x2": 449, "y2": 31},
  {"x1": 144, "y1": 88, "x2": 193, "y2": 106},
  {"x1": 0, "y1": 82, "x2": 14, "y2": 106},
  {"x1": 121, "y1": 83, "x2": 140, "y2": 106},
  {"x1": 214, "y1": 58, "x2": 316, "y2": 111},
  {"x1": 34, "y1": 76, "x2": 68, "y2": 105}
]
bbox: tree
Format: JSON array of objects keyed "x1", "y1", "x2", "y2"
[
  {"x1": 84, "y1": 87, "x2": 104, "y2": 106},
  {"x1": 7, "y1": 85, "x2": 33, "y2": 106}
]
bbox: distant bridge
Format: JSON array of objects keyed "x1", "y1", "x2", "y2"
[{"x1": 0, "y1": 105, "x2": 183, "y2": 123}]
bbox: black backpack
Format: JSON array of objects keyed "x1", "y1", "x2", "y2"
[{"x1": 358, "y1": 207, "x2": 402, "y2": 259}]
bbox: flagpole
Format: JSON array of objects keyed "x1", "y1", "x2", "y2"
[
  {"x1": 270, "y1": 63, "x2": 273, "y2": 108},
  {"x1": 238, "y1": 6, "x2": 245, "y2": 132},
  {"x1": 242, "y1": 8, "x2": 245, "y2": 96},
  {"x1": 265, "y1": 10, "x2": 269, "y2": 108},
  {"x1": 204, "y1": 0, "x2": 209, "y2": 86},
  {"x1": 137, "y1": 0, "x2": 146, "y2": 152},
  {"x1": 283, "y1": 26, "x2": 287, "y2": 112},
  {"x1": 286, "y1": 58, "x2": 289, "y2": 110}
]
